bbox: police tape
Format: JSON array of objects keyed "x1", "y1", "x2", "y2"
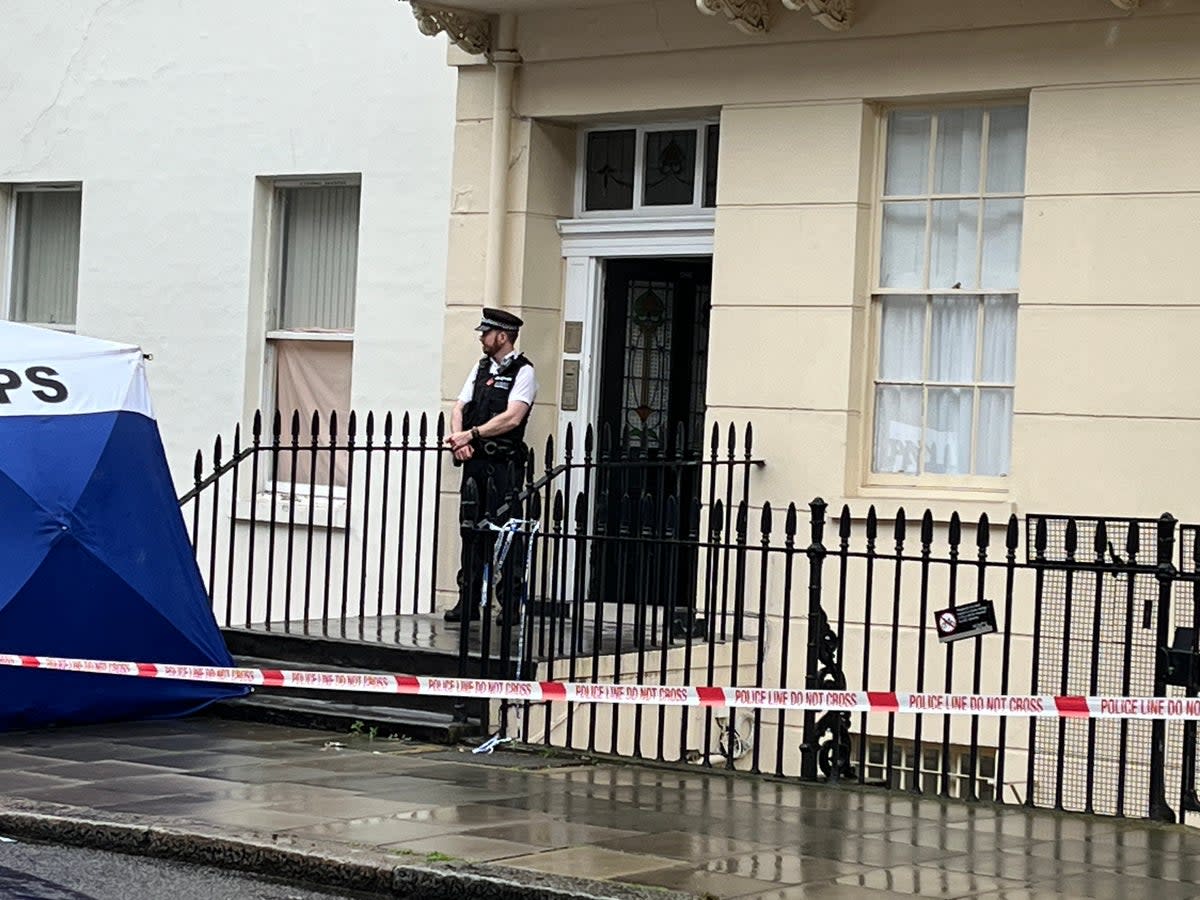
[{"x1": 3, "y1": 652, "x2": 1199, "y2": 720}]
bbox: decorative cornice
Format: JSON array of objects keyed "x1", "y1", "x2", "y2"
[
  {"x1": 409, "y1": 2, "x2": 491, "y2": 57},
  {"x1": 781, "y1": 0, "x2": 854, "y2": 32},
  {"x1": 696, "y1": 0, "x2": 771, "y2": 35}
]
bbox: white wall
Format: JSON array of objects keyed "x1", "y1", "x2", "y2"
[{"x1": 0, "y1": 0, "x2": 456, "y2": 486}]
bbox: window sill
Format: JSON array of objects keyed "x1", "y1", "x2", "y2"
[
  {"x1": 232, "y1": 495, "x2": 348, "y2": 531},
  {"x1": 846, "y1": 486, "x2": 1016, "y2": 526}
]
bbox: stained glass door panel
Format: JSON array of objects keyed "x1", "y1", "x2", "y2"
[{"x1": 595, "y1": 258, "x2": 712, "y2": 614}]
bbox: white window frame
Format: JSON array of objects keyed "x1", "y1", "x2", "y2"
[
  {"x1": 2, "y1": 182, "x2": 83, "y2": 332},
  {"x1": 261, "y1": 175, "x2": 361, "y2": 499},
  {"x1": 865, "y1": 100, "x2": 1027, "y2": 490},
  {"x1": 859, "y1": 735, "x2": 998, "y2": 801},
  {"x1": 574, "y1": 119, "x2": 719, "y2": 219}
]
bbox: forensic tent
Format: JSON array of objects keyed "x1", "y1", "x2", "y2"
[{"x1": 0, "y1": 321, "x2": 245, "y2": 729}]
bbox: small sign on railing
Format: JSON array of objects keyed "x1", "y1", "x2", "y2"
[{"x1": 935, "y1": 600, "x2": 997, "y2": 643}]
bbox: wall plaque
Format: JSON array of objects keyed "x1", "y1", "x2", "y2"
[
  {"x1": 563, "y1": 321, "x2": 583, "y2": 355},
  {"x1": 561, "y1": 359, "x2": 580, "y2": 411}
]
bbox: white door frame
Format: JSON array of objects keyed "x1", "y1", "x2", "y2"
[{"x1": 556, "y1": 215, "x2": 715, "y2": 452}]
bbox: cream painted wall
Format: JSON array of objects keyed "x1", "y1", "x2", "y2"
[
  {"x1": 441, "y1": 0, "x2": 1200, "y2": 523},
  {"x1": 429, "y1": 1, "x2": 1200, "y2": 784},
  {"x1": 0, "y1": 0, "x2": 456, "y2": 487}
]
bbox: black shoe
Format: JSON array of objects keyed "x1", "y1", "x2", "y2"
[
  {"x1": 443, "y1": 604, "x2": 480, "y2": 623},
  {"x1": 495, "y1": 609, "x2": 523, "y2": 630}
]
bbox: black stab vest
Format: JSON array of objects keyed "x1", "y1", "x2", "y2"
[{"x1": 462, "y1": 354, "x2": 533, "y2": 459}]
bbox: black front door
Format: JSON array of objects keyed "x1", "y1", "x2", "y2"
[{"x1": 593, "y1": 258, "x2": 712, "y2": 625}]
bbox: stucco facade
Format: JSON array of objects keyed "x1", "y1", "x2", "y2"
[
  {"x1": 428, "y1": 0, "x2": 1200, "y2": 523},
  {"x1": 1, "y1": 0, "x2": 457, "y2": 486}
]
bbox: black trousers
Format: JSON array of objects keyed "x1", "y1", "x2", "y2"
[{"x1": 458, "y1": 456, "x2": 524, "y2": 613}]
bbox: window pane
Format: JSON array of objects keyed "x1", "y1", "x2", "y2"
[
  {"x1": 643, "y1": 130, "x2": 697, "y2": 206},
  {"x1": 873, "y1": 385, "x2": 922, "y2": 475},
  {"x1": 981, "y1": 294, "x2": 1017, "y2": 382},
  {"x1": 885, "y1": 111, "x2": 931, "y2": 196},
  {"x1": 10, "y1": 190, "x2": 81, "y2": 326},
  {"x1": 280, "y1": 185, "x2": 359, "y2": 331},
  {"x1": 273, "y1": 339, "x2": 353, "y2": 487},
  {"x1": 981, "y1": 199, "x2": 1022, "y2": 290},
  {"x1": 925, "y1": 387, "x2": 972, "y2": 475},
  {"x1": 703, "y1": 124, "x2": 719, "y2": 208},
  {"x1": 880, "y1": 201, "x2": 926, "y2": 289},
  {"x1": 584, "y1": 129, "x2": 635, "y2": 211},
  {"x1": 976, "y1": 388, "x2": 1013, "y2": 476},
  {"x1": 986, "y1": 106, "x2": 1029, "y2": 193},
  {"x1": 930, "y1": 199, "x2": 979, "y2": 290},
  {"x1": 879, "y1": 295, "x2": 925, "y2": 381},
  {"x1": 929, "y1": 295, "x2": 977, "y2": 383},
  {"x1": 934, "y1": 109, "x2": 983, "y2": 194}
]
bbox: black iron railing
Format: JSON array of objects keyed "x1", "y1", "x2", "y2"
[
  {"x1": 179, "y1": 410, "x2": 1200, "y2": 822},
  {"x1": 179, "y1": 409, "x2": 447, "y2": 628}
]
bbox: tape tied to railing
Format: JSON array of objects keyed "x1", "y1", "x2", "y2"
[{"x1": 6, "y1": 653, "x2": 1200, "y2": 720}]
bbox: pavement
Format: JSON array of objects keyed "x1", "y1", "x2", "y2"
[{"x1": 1, "y1": 718, "x2": 1200, "y2": 900}]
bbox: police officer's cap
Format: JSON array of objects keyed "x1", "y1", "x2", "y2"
[{"x1": 474, "y1": 308, "x2": 524, "y2": 333}]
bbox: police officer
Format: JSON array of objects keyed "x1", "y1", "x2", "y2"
[{"x1": 443, "y1": 308, "x2": 538, "y2": 623}]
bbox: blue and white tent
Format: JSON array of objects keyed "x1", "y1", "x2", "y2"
[{"x1": 0, "y1": 321, "x2": 245, "y2": 729}]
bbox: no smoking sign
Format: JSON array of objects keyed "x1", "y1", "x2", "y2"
[{"x1": 934, "y1": 600, "x2": 997, "y2": 644}]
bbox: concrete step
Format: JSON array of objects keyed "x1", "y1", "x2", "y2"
[
  {"x1": 228, "y1": 655, "x2": 482, "y2": 718},
  {"x1": 209, "y1": 692, "x2": 481, "y2": 745}
]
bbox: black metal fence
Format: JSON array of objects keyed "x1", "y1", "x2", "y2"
[
  {"x1": 179, "y1": 409, "x2": 1200, "y2": 822},
  {"x1": 178, "y1": 409, "x2": 448, "y2": 629}
]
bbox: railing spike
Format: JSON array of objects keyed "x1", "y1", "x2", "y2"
[
  {"x1": 710, "y1": 421, "x2": 719, "y2": 453},
  {"x1": 553, "y1": 490, "x2": 564, "y2": 521},
  {"x1": 977, "y1": 513, "x2": 990, "y2": 548},
  {"x1": 583, "y1": 423, "x2": 594, "y2": 457},
  {"x1": 743, "y1": 421, "x2": 753, "y2": 454},
  {"x1": 785, "y1": 502, "x2": 798, "y2": 538},
  {"x1": 1064, "y1": 518, "x2": 1077, "y2": 556},
  {"x1": 272, "y1": 409, "x2": 282, "y2": 440},
  {"x1": 838, "y1": 504, "x2": 851, "y2": 540},
  {"x1": 760, "y1": 501, "x2": 772, "y2": 535},
  {"x1": 365, "y1": 410, "x2": 376, "y2": 441},
  {"x1": 213, "y1": 434, "x2": 223, "y2": 467},
  {"x1": 920, "y1": 509, "x2": 933, "y2": 546},
  {"x1": 328, "y1": 410, "x2": 339, "y2": 439},
  {"x1": 347, "y1": 410, "x2": 357, "y2": 439},
  {"x1": 435, "y1": 411, "x2": 445, "y2": 440},
  {"x1": 564, "y1": 422, "x2": 574, "y2": 458},
  {"x1": 232, "y1": 423, "x2": 242, "y2": 453},
  {"x1": 1006, "y1": 514, "x2": 1020, "y2": 551},
  {"x1": 193, "y1": 450, "x2": 203, "y2": 482},
  {"x1": 290, "y1": 410, "x2": 300, "y2": 441},
  {"x1": 1035, "y1": 517, "x2": 1048, "y2": 557},
  {"x1": 309, "y1": 410, "x2": 320, "y2": 440},
  {"x1": 418, "y1": 411, "x2": 427, "y2": 442},
  {"x1": 251, "y1": 410, "x2": 262, "y2": 441},
  {"x1": 894, "y1": 507, "x2": 906, "y2": 543},
  {"x1": 383, "y1": 411, "x2": 394, "y2": 443},
  {"x1": 544, "y1": 433, "x2": 554, "y2": 468}
]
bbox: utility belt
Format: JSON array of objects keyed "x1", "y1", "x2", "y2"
[{"x1": 472, "y1": 436, "x2": 524, "y2": 461}]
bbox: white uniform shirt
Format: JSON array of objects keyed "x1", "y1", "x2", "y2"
[{"x1": 457, "y1": 351, "x2": 538, "y2": 408}]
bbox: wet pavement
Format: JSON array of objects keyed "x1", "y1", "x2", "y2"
[{"x1": 0, "y1": 717, "x2": 1199, "y2": 898}]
